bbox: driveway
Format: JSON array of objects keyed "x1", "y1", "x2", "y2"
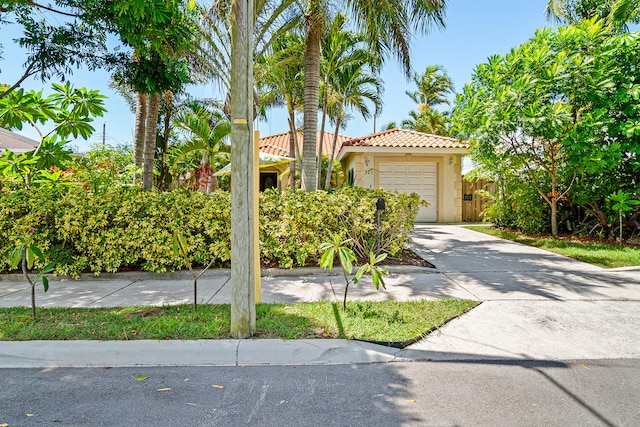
[{"x1": 401, "y1": 225, "x2": 640, "y2": 361}]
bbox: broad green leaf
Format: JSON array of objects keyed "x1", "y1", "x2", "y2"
[
  {"x1": 30, "y1": 245, "x2": 44, "y2": 260},
  {"x1": 26, "y1": 247, "x2": 35, "y2": 269},
  {"x1": 338, "y1": 247, "x2": 354, "y2": 274},
  {"x1": 10, "y1": 247, "x2": 23, "y2": 269},
  {"x1": 42, "y1": 276, "x2": 49, "y2": 292},
  {"x1": 354, "y1": 265, "x2": 366, "y2": 283},
  {"x1": 319, "y1": 249, "x2": 335, "y2": 270}
]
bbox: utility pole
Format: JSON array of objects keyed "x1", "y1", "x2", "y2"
[{"x1": 230, "y1": 0, "x2": 257, "y2": 338}]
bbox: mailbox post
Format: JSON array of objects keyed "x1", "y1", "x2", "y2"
[{"x1": 375, "y1": 196, "x2": 385, "y2": 251}]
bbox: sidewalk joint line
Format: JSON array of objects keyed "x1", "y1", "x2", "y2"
[{"x1": 90, "y1": 280, "x2": 139, "y2": 305}]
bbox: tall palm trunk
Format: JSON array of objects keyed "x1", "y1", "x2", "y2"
[
  {"x1": 134, "y1": 92, "x2": 147, "y2": 184},
  {"x1": 287, "y1": 108, "x2": 300, "y2": 188},
  {"x1": 302, "y1": 12, "x2": 321, "y2": 191},
  {"x1": 160, "y1": 91, "x2": 173, "y2": 191},
  {"x1": 325, "y1": 114, "x2": 342, "y2": 190},
  {"x1": 316, "y1": 88, "x2": 329, "y2": 189},
  {"x1": 143, "y1": 92, "x2": 161, "y2": 191}
]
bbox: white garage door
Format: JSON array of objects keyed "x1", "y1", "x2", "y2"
[{"x1": 378, "y1": 162, "x2": 438, "y2": 222}]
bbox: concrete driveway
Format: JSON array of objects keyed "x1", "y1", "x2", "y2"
[{"x1": 401, "y1": 225, "x2": 640, "y2": 361}]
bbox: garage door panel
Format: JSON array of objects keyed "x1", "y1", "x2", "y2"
[{"x1": 378, "y1": 162, "x2": 438, "y2": 223}]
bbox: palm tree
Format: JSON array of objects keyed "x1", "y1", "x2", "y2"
[
  {"x1": 299, "y1": 0, "x2": 447, "y2": 191},
  {"x1": 255, "y1": 31, "x2": 305, "y2": 187},
  {"x1": 401, "y1": 108, "x2": 449, "y2": 136},
  {"x1": 317, "y1": 13, "x2": 380, "y2": 186},
  {"x1": 324, "y1": 60, "x2": 383, "y2": 189},
  {"x1": 545, "y1": 0, "x2": 639, "y2": 26},
  {"x1": 173, "y1": 105, "x2": 231, "y2": 193},
  {"x1": 405, "y1": 64, "x2": 454, "y2": 110},
  {"x1": 200, "y1": 0, "x2": 302, "y2": 110}
]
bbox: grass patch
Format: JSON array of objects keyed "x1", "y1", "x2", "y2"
[
  {"x1": 466, "y1": 226, "x2": 640, "y2": 268},
  {"x1": 0, "y1": 300, "x2": 478, "y2": 345}
]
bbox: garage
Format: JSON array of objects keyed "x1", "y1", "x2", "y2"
[
  {"x1": 337, "y1": 128, "x2": 469, "y2": 223},
  {"x1": 378, "y1": 162, "x2": 438, "y2": 222}
]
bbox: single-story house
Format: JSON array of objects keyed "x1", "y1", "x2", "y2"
[
  {"x1": 256, "y1": 130, "x2": 353, "y2": 190},
  {"x1": 0, "y1": 128, "x2": 38, "y2": 153},
  {"x1": 337, "y1": 128, "x2": 470, "y2": 223}
]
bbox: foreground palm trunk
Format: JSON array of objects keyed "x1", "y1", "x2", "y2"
[
  {"x1": 230, "y1": 0, "x2": 257, "y2": 338},
  {"x1": 302, "y1": 12, "x2": 321, "y2": 191},
  {"x1": 143, "y1": 93, "x2": 160, "y2": 191},
  {"x1": 133, "y1": 92, "x2": 147, "y2": 184}
]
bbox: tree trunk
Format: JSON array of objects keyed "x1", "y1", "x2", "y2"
[
  {"x1": 143, "y1": 93, "x2": 160, "y2": 191},
  {"x1": 302, "y1": 11, "x2": 321, "y2": 191},
  {"x1": 230, "y1": 0, "x2": 257, "y2": 338},
  {"x1": 287, "y1": 102, "x2": 303, "y2": 187},
  {"x1": 134, "y1": 92, "x2": 147, "y2": 184},
  {"x1": 159, "y1": 91, "x2": 172, "y2": 191},
  {"x1": 316, "y1": 90, "x2": 329, "y2": 189},
  {"x1": 287, "y1": 112, "x2": 297, "y2": 189},
  {"x1": 325, "y1": 117, "x2": 341, "y2": 190},
  {"x1": 22, "y1": 253, "x2": 36, "y2": 319},
  {"x1": 551, "y1": 200, "x2": 558, "y2": 237}
]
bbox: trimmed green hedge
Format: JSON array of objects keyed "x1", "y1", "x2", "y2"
[{"x1": 0, "y1": 187, "x2": 423, "y2": 276}]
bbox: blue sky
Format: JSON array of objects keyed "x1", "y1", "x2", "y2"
[{"x1": 2, "y1": 0, "x2": 551, "y2": 151}]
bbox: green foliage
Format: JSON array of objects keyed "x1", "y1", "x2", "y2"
[
  {"x1": 0, "y1": 187, "x2": 421, "y2": 277},
  {"x1": 68, "y1": 143, "x2": 139, "y2": 192},
  {"x1": 482, "y1": 178, "x2": 550, "y2": 234},
  {"x1": 609, "y1": 190, "x2": 640, "y2": 242},
  {"x1": 10, "y1": 228, "x2": 56, "y2": 319},
  {"x1": 319, "y1": 233, "x2": 388, "y2": 309},
  {"x1": 453, "y1": 19, "x2": 640, "y2": 236}
]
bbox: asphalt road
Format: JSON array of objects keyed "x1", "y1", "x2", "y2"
[{"x1": 2, "y1": 359, "x2": 639, "y2": 427}]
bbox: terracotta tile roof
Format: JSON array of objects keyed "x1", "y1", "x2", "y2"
[
  {"x1": 0, "y1": 127, "x2": 38, "y2": 152},
  {"x1": 341, "y1": 128, "x2": 469, "y2": 149},
  {"x1": 259, "y1": 130, "x2": 353, "y2": 157}
]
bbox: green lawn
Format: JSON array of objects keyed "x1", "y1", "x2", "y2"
[
  {"x1": 0, "y1": 300, "x2": 478, "y2": 346},
  {"x1": 465, "y1": 226, "x2": 640, "y2": 268}
]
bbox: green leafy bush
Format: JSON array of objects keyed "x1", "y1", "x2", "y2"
[
  {"x1": 0, "y1": 186, "x2": 421, "y2": 276},
  {"x1": 482, "y1": 181, "x2": 550, "y2": 234}
]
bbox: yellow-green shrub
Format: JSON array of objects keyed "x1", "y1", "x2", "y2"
[{"x1": 0, "y1": 186, "x2": 422, "y2": 276}]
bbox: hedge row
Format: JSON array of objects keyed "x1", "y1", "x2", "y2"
[{"x1": 0, "y1": 187, "x2": 423, "y2": 276}]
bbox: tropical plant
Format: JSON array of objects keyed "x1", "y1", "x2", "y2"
[
  {"x1": 0, "y1": 82, "x2": 106, "y2": 187},
  {"x1": 545, "y1": 0, "x2": 640, "y2": 27},
  {"x1": 172, "y1": 232, "x2": 216, "y2": 315},
  {"x1": 323, "y1": 60, "x2": 382, "y2": 189},
  {"x1": 609, "y1": 191, "x2": 640, "y2": 242},
  {"x1": 319, "y1": 234, "x2": 388, "y2": 310},
  {"x1": 258, "y1": 32, "x2": 306, "y2": 186},
  {"x1": 405, "y1": 64, "x2": 454, "y2": 110},
  {"x1": 401, "y1": 109, "x2": 450, "y2": 136},
  {"x1": 452, "y1": 20, "x2": 637, "y2": 236},
  {"x1": 10, "y1": 228, "x2": 55, "y2": 319},
  {"x1": 299, "y1": 0, "x2": 447, "y2": 191},
  {"x1": 173, "y1": 104, "x2": 231, "y2": 193},
  {"x1": 317, "y1": 14, "x2": 382, "y2": 189}
]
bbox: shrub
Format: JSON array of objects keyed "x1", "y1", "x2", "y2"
[{"x1": 0, "y1": 187, "x2": 422, "y2": 276}]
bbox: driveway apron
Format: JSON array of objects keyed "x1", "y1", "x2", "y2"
[{"x1": 402, "y1": 225, "x2": 640, "y2": 361}]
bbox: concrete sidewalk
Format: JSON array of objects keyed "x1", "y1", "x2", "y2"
[{"x1": 1, "y1": 224, "x2": 639, "y2": 367}]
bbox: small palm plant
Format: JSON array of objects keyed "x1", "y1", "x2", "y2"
[{"x1": 319, "y1": 234, "x2": 388, "y2": 310}]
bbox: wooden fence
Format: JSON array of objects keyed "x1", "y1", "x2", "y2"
[{"x1": 462, "y1": 178, "x2": 495, "y2": 222}]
